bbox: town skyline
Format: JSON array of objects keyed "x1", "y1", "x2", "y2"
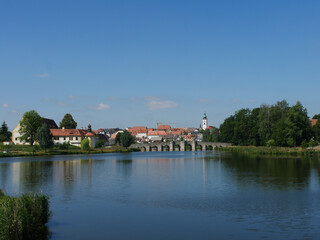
[{"x1": 1, "y1": 1, "x2": 320, "y2": 130}]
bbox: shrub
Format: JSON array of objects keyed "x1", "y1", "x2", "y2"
[
  {"x1": 0, "y1": 192, "x2": 51, "y2": 240},
  {"x1": 95, "y1": 140, "x2": 105, "y2": 148},
  {"x1": 81, "y1": 138, "x2": 90, "y2": 151}
]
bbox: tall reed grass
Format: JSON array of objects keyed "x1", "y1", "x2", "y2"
[{"x1": 0, "y1": 190, "x2": 51, "y2": 240}]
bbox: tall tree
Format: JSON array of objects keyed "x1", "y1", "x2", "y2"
[
  {"x1": 19, "y1": 110, "x2": 42, "y2": 146},
  {"x1": 120, "y1": 130, "x2": 135, "y2": 147},
  {"x1": 60, "y1": 113, "x2": 77, "y2": 129},
  {"x1": 0, "y1": 121, "x2": 11, "y2": 141},
  {"x1": 35, "y1": 124, "x2": 53, "y2": 150},
  {"x1": 219, "y1": 115, "x2": 235, "y2": 143},
  {"x1": 285, "y1": 101, "x2": 312, "y2": 147}
]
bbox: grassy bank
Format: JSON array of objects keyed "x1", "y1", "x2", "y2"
[
  {"x1": 0, "y1": 144, "x2": 140, "y2": 158},
  {"x1": 0, "y1": 190, "x2": 50, "y2": 240},
  {"x1": 215, "y1": 146, "x2": 320, "y2": 156}
]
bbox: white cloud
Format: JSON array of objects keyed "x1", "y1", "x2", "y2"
[
  {"x1": 2, "y1": 103, "x2": 9, "y2": 108},
  {"x1": 145, "y1": 97, "x2": 178, "y2": 110},
  {"x1": 34, "y1": 73, "x2": 49, "y2": 78},
  {"x1": 89, "y1": 103, "x2": 111, "y2": 111}
]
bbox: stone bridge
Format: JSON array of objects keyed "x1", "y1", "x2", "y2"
[{"x1": 130, "y1": 141, "x2": 232, "y2": 152}]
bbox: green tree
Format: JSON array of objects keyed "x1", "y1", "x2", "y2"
[
  {"x1": 202, "y1": 129, "x2": 211, "y2": 142},
  {"x1": 312, "y1": 114, "x2": 320, "y2": 119},
  {"x1": 285, "y1": 101, "x2": 312, "y2": 147},
  {"x1": 0, "y1": 121, "x2": 11, "y2": 141},
  {"x1": 115, "y1": 132, "x2": 122, "y2": 145},
  {"x1": 19, "y1": 110, "x2": 42, "y2": 146},
  {"x1": 313, "y1": 120, "x2": 320, "y2": 141},
  {"x1": 59, "y1": 113, "x2": 77, "y2": 129},
  {"x1": 35, "y1": 124, "x2": 53, "y2": 151},
  {"x1": 120, "y1": 130, "x2": 135, "y2": 147},
  {"x1": 219, "y1": 115, "x2": 235, "y2": 143},
  {"x1": 247, "y1": 108, "x2": 260, "y2": 146},
  {"x1": 81, "y1": 138, "x2": 90, "y2": 150}
]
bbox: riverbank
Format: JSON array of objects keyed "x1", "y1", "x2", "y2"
[
  {"x1": 0, "y1": 145, "x2": 140, "y2": 158},
  {"x1": 215, "y1": 146, "x2": 320, "y2": 156}
]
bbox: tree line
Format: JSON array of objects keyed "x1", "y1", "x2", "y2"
[{"x1": 216, "y1": 100, "x2": 319, "y2": 147}]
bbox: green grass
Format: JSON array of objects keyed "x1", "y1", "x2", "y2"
[
  {"x1": 0, "y1": 190, "x2": 51, "y2": 240},
  {"x1": 215, "y1": 146, "x2": 320, "y2": 156},
  {"x1": 0, "y1": 145, "x2": 140, "y2": 158}
]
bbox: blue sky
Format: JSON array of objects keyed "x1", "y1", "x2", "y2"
[{"x1": 1, "y1": 0, "x2": 319, "y2": 130}]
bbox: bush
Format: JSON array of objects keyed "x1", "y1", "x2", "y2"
[
  {"x1": 0, "y1": 192, "x2": 51, "y2": 240},
  {"x1": 81, "y1": 138, "x2": 90, "y2": 151},
  {"x1": 95, "y1": 140, "x2": 105, "y2": 148},
  {"x1": 58, "y1": 142, "x2": 71, "y2": 150}
]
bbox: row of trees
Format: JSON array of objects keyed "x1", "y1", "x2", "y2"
[{"x1": 218, "y1": 100, "x2": 319, "y2": 147}]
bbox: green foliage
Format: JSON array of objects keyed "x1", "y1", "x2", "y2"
[
  {"x1": 313, "y1": 120, "x2": 320, "y2": 141},
  {"x1": 19, "y1": 110, "x2": 43, "y2": 146},
  {"x1": 0, "y1": 121, "x2": 11, "y2": 142},
  {"x1": 120, "y1": 130, "x2": 135, "y2": 148},
  {"x1": 35, "y1": 124, "x2": 53, "y2": 150},
  {"x1": 95, "y1": 140, "x2": 105, "y2": 148},
  {"x1": 312, "y1": 114, "x2": 320, "y2": 119},
  {"x1": 115, "y1": 132, "x2": 122, "y2": 145},
  {"x1": 219, "y1": 100, "x2": 313, "y2": 147},
  {"x1": 59, "y1": 113, "x2": 77, "y2": 129},
  {"x1": 0, "y1": 192, "x2": 50, "y2": 240},
  {"x1": 266, "y1": 139, "x2": 276, "y2": 147},
  {"x1": 81, "y1": 138, "x2": 90, "y2": 151}
]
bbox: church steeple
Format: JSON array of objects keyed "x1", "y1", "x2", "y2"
[{"x1": 202, "y1": 112, "x2": 208, "y2": 130}]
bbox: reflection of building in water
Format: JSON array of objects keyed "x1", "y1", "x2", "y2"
[{"x1": 11, "y1": 162, "x2": 22, "y2": 190}]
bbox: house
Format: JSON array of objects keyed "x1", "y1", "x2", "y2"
[
  {"x1": 50, "y1": 124, "x2": 99, "y2": 148},
  {"x1": 50, "y1": 129, "x2": 87, "y2": 147},
  {"x1": 12, "y1": 117, "x2": 58, "y2": 145}
]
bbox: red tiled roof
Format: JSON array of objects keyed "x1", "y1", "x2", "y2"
[
  {"x1": 310, "y1": 119, "x2": 319, "y2": 127},
  {"x1": 158, "y1": 125, "x2": 171, "y2": 130},
  {"x1": 110, "y1": 133, "x2": 117, "y2": 139},
  {"x1": 85, "y1": 132, "x2": 96, "y2": 137},
  {"x1": 147, "y1": 130, "x2": 166, "y2": 136},
  {"x1": 50, "y1": 129, "x2": 87, "y2": 137}
]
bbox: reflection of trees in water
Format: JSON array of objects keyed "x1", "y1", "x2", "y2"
[
  {"x1": 8, "y1": 159, "x2": 94, "y2": 195},
  {"x1": 0, "y1": 163, "x2": 10, "y2": 187},
  {"x1": 116, "y1": 160, "x2": 133, "y2": 179},
  {"x1": 205, "y1": 153, "x2": 313, "y2": 190}
]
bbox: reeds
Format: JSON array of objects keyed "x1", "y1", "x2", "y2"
[{"x1": 0, "y1": 190, "x2": 51, "y2": 240}]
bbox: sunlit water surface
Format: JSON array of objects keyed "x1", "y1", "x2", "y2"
[{"x1": 1, "y1": 151, "x2": 320, "y2": 240}]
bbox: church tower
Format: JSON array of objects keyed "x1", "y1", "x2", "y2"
[{"x1": 202, "y1": 112, "x2": 208, "y2": 130}]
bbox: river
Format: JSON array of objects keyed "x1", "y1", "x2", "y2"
[{"x1": 1, "y1": 151, "x2": 320, "y2": 240}]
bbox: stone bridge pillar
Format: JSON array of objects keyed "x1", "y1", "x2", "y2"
[
  {"x1": 191, "y1": 141, "x2": 196, "y2": 151},
  {"x1": 180, "y1": 141, "x2": 186, "y2": 151},
  {"x1": 169, "y1": 142, "x2": 174, "y2": 152},
  {"x1": 157, "y1": 145, "x2": 162, "y2": 152},
  {"x1": 145, "y1": 145, "x2": 150, "y2": 152}
]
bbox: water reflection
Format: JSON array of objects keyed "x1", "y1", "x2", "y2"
[{"x1": 0, "y1": 152, "x2": 320, "y2": 240}]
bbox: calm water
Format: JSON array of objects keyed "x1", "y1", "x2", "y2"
[{"x1": 1, "y1": 151, "x2": 320, "y2": 240}]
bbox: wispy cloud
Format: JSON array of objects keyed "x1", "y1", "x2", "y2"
[
  {"x1": 34, "y1": 73, "x2": 49, "y2": 78},
  {"x1": 145, "y1": 97, "x2": 178, "y2": 110},
  {"x1": 2, "y1": 103, "x2": 9, "y2": 108},
  {"x1": 88, "y1": 103, "x2": 111, "y2": 111}
]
